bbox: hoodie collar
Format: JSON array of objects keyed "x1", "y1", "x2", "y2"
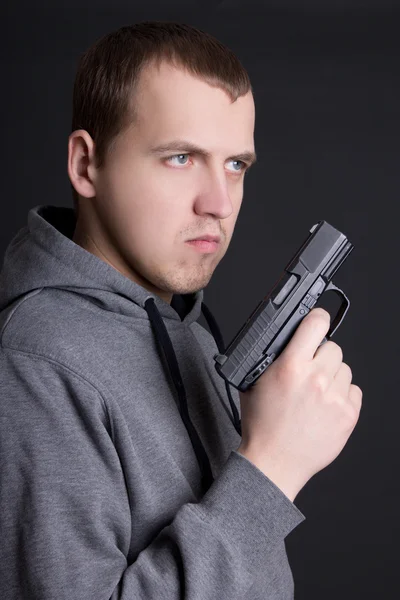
[{"x1": 0, "y1": 205, "x2": 203, "y2": 325}]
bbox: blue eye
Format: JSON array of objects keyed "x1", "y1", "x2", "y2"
[
  {"x1": 168, "y1": 154, "x2": 190, "y2": 166},
  {"x1": 166, "y1": 154, "x2": 246, "y2": 172},
  {"x1": 227, "y1": 160, "x2": 246, "y2": 172}
]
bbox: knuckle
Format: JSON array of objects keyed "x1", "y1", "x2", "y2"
[
  {"x1": 325, "y1": 340, "x2": 343, "y2": 361},
  {"x1": 351, "y1": 384, "x2": 363, "y2": 405},
  {"x1": 343, "y1": 388, "x2": 362, "y2": 424},
  {"x1": 342, "y1": 407, "x2": 358, "y2": 430},
  {"x1": 348, "y1": 402, "x2": 361, "y2": 425},
  {"x1": 276, "y1": 356, "x2": 301, "y2": 382},
  {"x1": 341, "y1": 362, "x2": 353, "y2": 379},
  {"x1": 333, "y1": 342, "x2": 344, "y2": 362},
  {"x1": 333, "y1": 394, "x2": 357, "y2": 427},
  {"x1": 310, "y1": 371, "x2": 330, "y2": 394}
]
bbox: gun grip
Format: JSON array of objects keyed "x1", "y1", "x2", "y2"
[{"x1": 319, "y1": 280, "x2": 350, "y2": 344}]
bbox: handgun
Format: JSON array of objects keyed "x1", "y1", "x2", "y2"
[{"x1": 213, "y1": 220, "x2": 354, "y2": 392}]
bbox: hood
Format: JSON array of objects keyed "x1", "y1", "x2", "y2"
[
  {"x1": 0, "y1": 205, "x2": 202, "y2": 324},
  {"x1": 0, "y1": 205, "x2": 241, "y2": 493}
]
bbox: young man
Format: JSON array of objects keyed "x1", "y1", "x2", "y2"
[{"x1": 0, "y1": 22, "x2": 361, "y2": 599}]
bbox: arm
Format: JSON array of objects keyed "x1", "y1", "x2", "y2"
[{"x1": 0, "y1": 349, "x2": 305, "y2": 600}]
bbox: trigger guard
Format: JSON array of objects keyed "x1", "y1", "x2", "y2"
[{"x1": 322, "y1": 281, "x2": 351, "y2": 339}]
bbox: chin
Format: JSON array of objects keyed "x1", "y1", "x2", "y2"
[
  {"x1": 162, "y1": 272, "x2": 215, "y2": 296},
  {"x1": 165, "y1": 281, "x2": 208, "y2": 296}
]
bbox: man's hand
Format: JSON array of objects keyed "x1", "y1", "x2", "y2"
[{"x1": 237, "y1": 307, "x2": 363, "y2": 501}]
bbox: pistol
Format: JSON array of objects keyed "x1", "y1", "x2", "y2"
[{"x1": 213, "y1": 221, "x2": 354, "y2": 392}]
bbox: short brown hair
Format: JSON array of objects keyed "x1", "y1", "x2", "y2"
[{"x1": 70, "y1": 21, "x2": 252, "y2": 219}]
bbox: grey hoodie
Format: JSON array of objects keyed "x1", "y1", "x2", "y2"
[{"x1": 0, "y1": 205, "x2": 305, "y2": 600}]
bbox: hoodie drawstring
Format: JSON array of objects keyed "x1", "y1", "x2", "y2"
[
  {"x1": 200, "y1": 302, "x2": 242, "y2": 438},
  {"x1": 144, "y1": 297, "x2": 241, "y2": 495},
  {"x1": 145, "y1": 298, "x2": 213, "y2": 494}
]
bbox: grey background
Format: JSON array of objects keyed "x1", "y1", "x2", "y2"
[{"x1": 1, "y1": 1, "x2": 399, "y2": 598}]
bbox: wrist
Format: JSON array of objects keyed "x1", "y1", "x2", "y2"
[{"x1": 236, "y1": 444, "x2": 304, "y2": 502}]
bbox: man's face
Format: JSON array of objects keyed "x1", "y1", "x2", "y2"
[{"x1": 82, "y1": 60, "x2": 256, "y2": 303}]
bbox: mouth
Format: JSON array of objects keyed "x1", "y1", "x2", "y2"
[
  {"x1": 185, "y1": 238, "x2": 220, "y2": 253},
  {"x1": 187, "y1": 235, "x2": 221, "y2": 243}
]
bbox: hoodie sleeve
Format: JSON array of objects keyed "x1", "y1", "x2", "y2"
[{"x1": 0, "y1": 348, "x2": 305, "y2": 600}]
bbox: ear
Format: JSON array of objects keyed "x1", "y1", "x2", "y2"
[{"x1": 67, "y1": 130, "x2": 97, "y2": 199}]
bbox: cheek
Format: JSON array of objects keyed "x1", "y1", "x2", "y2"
[
  {"x1": 117, "y1": 162, "x2": 190, "y2": 213},
  {"x1": 102, "y1": 183, "x2": 183, "y2": 257}
]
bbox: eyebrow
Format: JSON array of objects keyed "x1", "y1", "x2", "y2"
[{"x1": 149, "y1": 139, "x2": 257, "y2": 167}]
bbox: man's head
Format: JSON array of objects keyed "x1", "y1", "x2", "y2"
[{"x1": 68, "y1": 22, "x2": 256, "y2": 304}]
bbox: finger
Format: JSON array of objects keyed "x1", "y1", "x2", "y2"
[
  {"x1": 348, "y1": 383, "x2": 363, "y2": 412},
  {"x1": 313, "y1": 340, "x2": 343, "y2": 379},
  {"x1": 331, "y1": 362, "x2": 353, "y2": 395},
  {"x1": 283, "y1": 307, "x2": 331, "y2": 363}
]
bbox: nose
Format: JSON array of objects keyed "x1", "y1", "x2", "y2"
[{"x1": 193, "y1": 167, "x2": 235, "y2": 220}]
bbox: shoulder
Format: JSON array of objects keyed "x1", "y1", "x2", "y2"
[{"x1": 0, "y1": 287, "x2": 108, "y2": 379}]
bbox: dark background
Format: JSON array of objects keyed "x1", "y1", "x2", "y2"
[{"x1": 1, "y1": 1, "x2": 399, "y2": 598}]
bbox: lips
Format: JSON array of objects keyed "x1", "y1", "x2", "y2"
[{"x1": 188, "y1": 234, "x2": 221, "y2": 243}]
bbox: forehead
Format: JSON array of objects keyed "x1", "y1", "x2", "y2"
[{"x1": 127, "y1": 60, "x2": 255, "y2": 148}]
